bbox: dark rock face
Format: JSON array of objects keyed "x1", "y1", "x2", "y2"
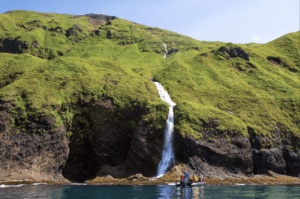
[
  {"x1": 248, "y1": 126, "x2": 300, "y2": 177},
  {"x1": 0, "y1": 37, "x2": 30, "y2": 54},
  {"x1": 219, "y1": 46, "x2": 250, "y2": 61},
  {"x1": 62, "y1": 99, "x2": 157, "y2": 182},
  {"x1": 97, "y1": 119, "x2": 164, "y2": 178},
  {"x1": 252, "y1": 148, "x2": 286, "y2": 174},
  {"x1": 0, "y1": 99, "x2": 69, "y2": 181},
  {"x1": 283, "y1": 146, "x2": 300, "y2": 177},
  {"x1": 174, "y1": 132, "x2": 253, "y2": 177}
]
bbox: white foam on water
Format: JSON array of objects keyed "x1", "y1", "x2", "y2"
[
  {"x1": 154, "y1": 174, "x2": 164, "y2": 179},
  {"x1": 33, "y1": 183, "x2": 48, "y2": 185},
  {"x1": 166, "y1": 182, "x2": 176, "y2": 186},
  {"x1": 0, "y1": 184, "x2": 24, "y2": 188},
  {"x1": 65, "y1": 183, "x2": 87, "y2": 186}
]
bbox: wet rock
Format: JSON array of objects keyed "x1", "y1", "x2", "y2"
[
  {"x1": 104, "y1": 175, "x2": 114, "y2": 180},
  {"x1": 127, "y1": 173, "x2": 144, "y2": 180}
]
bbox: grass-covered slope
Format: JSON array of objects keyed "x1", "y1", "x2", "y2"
[
  {"x1": 154, "y1": 31, "x2": 300, "y2": 138},
  {"x1": 0, "y1": 10, "x2": 299, "y2": 141}
]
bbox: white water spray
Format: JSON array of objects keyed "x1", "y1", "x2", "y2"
[
  {"x1": 163, "y1": 42, "x2": 168, "y2": 58},
  {"x1": 152, "y1": 81, "x2": 176, "y2": 177}
]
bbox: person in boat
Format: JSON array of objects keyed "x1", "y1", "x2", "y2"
[
  {"x1": 183, "y1": 172, "x2": 190, "y2": 185},
  {"x1": 199, "y1": 174, "x2": 204, "y2": 182},
  {"x1": 181, "y1": 174, "x2": 184, "y2": 182},
  {"x1": 192, "y1": 174, "x2": 198, "y2": 182}
]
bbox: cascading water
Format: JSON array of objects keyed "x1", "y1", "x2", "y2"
[
  {"x1": 163, "y1": 41, "x2": 168, "y2": 58},
  {"x1": 152, "y1": 80, "x2": 176, "y2": 177}
]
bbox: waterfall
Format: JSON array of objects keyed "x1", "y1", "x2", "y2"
[
  {"x1": 163, "y1": 42, "x2": 168, "y2": 58},
  {"x1": 152, "y1": 81, "x2": 176, "y2": 177}
]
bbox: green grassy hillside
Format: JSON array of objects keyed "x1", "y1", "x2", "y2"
[{"x1": 0, "y1": 10, "x2": 299, "y2": 140}]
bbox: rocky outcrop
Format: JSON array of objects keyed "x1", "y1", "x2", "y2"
[
  {"x1": 168, "y1": 49, "x2": 179, "y2": 55},
  {"x1": 219, "y1": 46, "x2": 250, "y2": 61},
  {"x1": 267, "y1": 56, "x2": 298, "y2": 72},
  {"x1": 85, "y1": 14, "x2": 118, "y2": 21},
  {"x1": 248, "y1": 126, "x2": 300, "y2": 177},
  {"x1": 283, "y1": 146, "x2": 300, "y2": 177},
  {"x1": 174, "y1": 132, "x2": 253, "y2": 177},
  {"x1": 252, "y1": 148, "x2": 286, "y2": 174},
  {"x1": 0, "y1": 99, "x2": 69, "y2": 181}
]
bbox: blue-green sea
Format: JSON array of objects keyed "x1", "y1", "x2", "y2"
[{"x1": 1, "y1": 184, "x2": 300, "y2": 199}]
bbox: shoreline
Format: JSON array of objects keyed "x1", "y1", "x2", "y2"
[{"x1": 1, "y1": 174, "x2": 300, "y2": 187}]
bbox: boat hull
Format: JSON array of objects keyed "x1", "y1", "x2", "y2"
[{"x1": 175, "y1": 181, "x2": 206, "y2": 187}]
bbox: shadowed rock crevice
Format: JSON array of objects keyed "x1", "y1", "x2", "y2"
[
  {"x1": 62, "y1": 98, "x2": 152, "y2": 182},
  {"x1": 267, "y1": 56, "x2": 281, "y2": 65},
  {"x1": 0, "y1": 37, "x2": 29, "y2": 54},
  {"x1": 96, "y1": 118, "x2": 164, "y2": 178}
]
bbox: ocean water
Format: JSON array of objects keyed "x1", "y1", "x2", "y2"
[{"x1": 1, "y1": 184, "x2": 300, "y2": 199}]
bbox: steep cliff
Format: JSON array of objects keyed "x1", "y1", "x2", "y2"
[{"x1": 0, "y1": 10, "x2": 299, "y2": 182}]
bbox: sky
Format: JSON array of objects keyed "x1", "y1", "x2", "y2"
[{"x1": 1, "y1": 0, "x2": 299, "y2": 44}]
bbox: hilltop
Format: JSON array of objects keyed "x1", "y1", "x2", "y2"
[{"x1": 0, "y1": 10, "x2": 299, "y2": 182}]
